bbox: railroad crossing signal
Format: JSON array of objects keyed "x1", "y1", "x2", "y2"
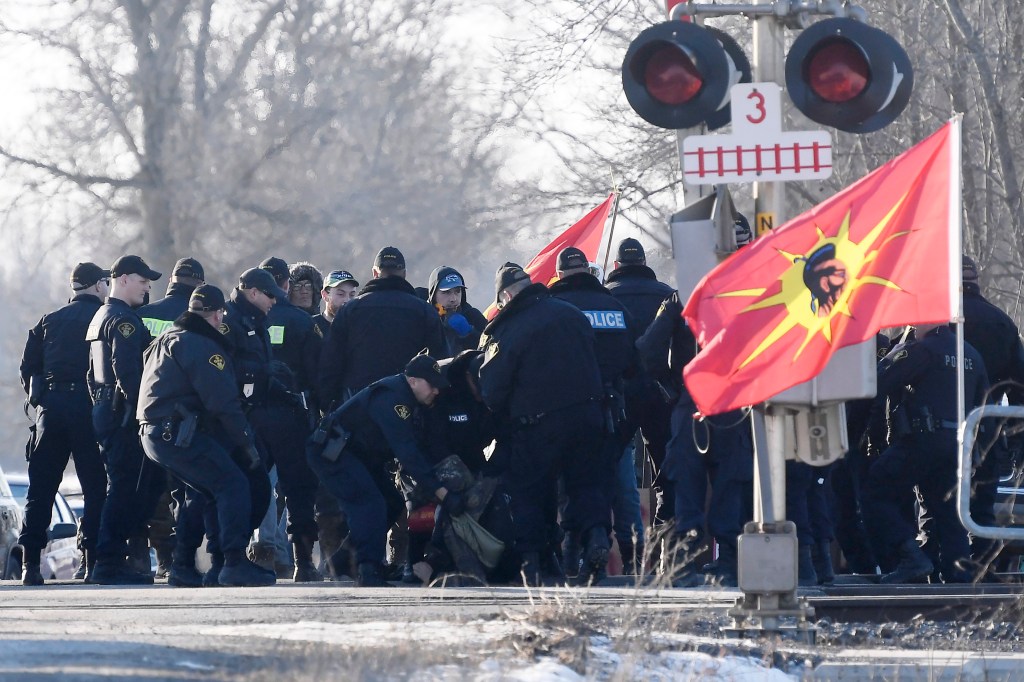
[
  {"x1": 682, "y1": 83, "x2": 832, "y2": 186},
  {"x1": 622, "y1": 16, "x2": 912, "y2": 135}
]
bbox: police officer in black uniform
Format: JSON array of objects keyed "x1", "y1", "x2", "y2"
[
  {"x1": 427, "y1": 266, "x2": 487, "y2": 358},
  {"x1": 604, "y1": 238, "x2": 676, "y2": 524},
  {"x1": 18, "y1": 263, "x2": 110, "y2": 585},
  {"x1": 137, "y1": 256, "x2": 206, "y2": 577},
  {"x1": 307, "y1": 354, "x2": 462, "y2": 586},
  {"x1": 549, "y1": 246, "x2": 642, "y2": 575},
  {"x1": 87, "y1": 255, "x2": 167, "y2": 585},
  {"x1": 479, "y1": 263, "x2": 609, "y2": 585},
  {"x1": 426, "y1": 351, "x2": 497, "y2": 475},
  {"x1": 138, "y1": 285, "x2": 274, "y2": 587},
  {"x1": 637, "y1": 290, "x2": 753, "y2": 587},
  {"x1": 863, "y1": 323, "x2": 989, "y2": 583},
  {"x1": 319, "y1": 246, "x2": 444, "y2": 407},
  {"x1": 257, "y1": 257, "x2": 325, "y2": 581}
]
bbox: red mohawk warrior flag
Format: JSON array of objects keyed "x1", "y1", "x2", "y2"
[
  {"x1": 484, "y1": 193, "x2": 614, "y2": 319},
  {"x1": 683, "y1": 119, "x2": 962, "y2": 416}
]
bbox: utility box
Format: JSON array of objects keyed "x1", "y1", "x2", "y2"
[
  {"x1": 768, "y1": 339, "x2": 877, "y2": 406},
  {"x1": 738, "y1": 528, "x2": 797, "y2": 593},
  {"x1": 670, "y1": 186, "x2": 740, "y2": 300}
]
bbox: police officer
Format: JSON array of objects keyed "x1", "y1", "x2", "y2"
[
  {"x1": 87, "y1": 255, "x2": 167, "y2": 585},
  {"x1": 604, "y1": 238, "x2": 676, "y2": 525},
  {"x1": 307, "y1": 354, "x2": 462, "y2": 586},
  {"x1": 863, "y1": 323, "x2": 989, "y2": 583},
  {"x1": 549, "y1": 247, "x2": 642, "y2": 575},
  {"x1": 319, "y1": 246, "x2": 444, "y2": 407},
  {"x1": 138, "y1": 285, "x2": 274, "y2": 587},
  {"x1": 18, "y1": 263, "x2": 110, "y2": 585},
  {"x1": 427, "y1": 266, "x2": 487, "y2": 358},
  {"x1": 479, "y1": 263, "x2": 610, "y2": 585},
  {"x1": 960, "y1": 255, "x2": 1024, "y2": 573},
  {"x1": 136, "y1": 256, "x2": 206, "y2": 577},
  {"x1": 426, "y1": 351, "x2": 497, "y2": 475},
  {"x1": 313, "y1": 269, "x2": 359, "y2": 339},
  {"x1": 256, "y1": 257, "x2": 324, "y2": 581},
  {"x1": 637, "y1": 291, "x2": 753, "y2": 587}
]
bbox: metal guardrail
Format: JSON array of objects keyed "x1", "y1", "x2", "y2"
[{"x1": 959, "y1": 404, "x2": 1024, "y2": 540}]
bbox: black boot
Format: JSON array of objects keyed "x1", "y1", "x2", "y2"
[
  {"x1": 219, "y1": 551, "x2": 276, "y2": 587},
  {"x1": 798, "y1": 545, "x2": 818, "y2": 587},
  {"x1": 356, "y1": 562, "x2": 387, "y2": 587},
  {"x1": 579, "y1": 527, "x2": 610, "y2": 584},
  {"x1": 74, "y1": 550, "x2": 88, "y2": 580},
  {"x1": 812, "y1": 540, "x2": 836, "y2": 586},
  {"x1": 292, "y1": 536, "x2": 324, "y2": 583},
  {"x1": 880, "y1": 538, "x2": 934, "y2": 584},
  {"x1": 327, "y1": 543, "x2": 356, "y2": 580},
  {"x1": 81, "y1": 550, "x2": 97, "y2": 583},
  {"x1": 203, "y1": 552, "x2": 224, "y2": 587},
  {"x1": 712, "y1": 541, "x2": 738, "y2": 588},
  {"x1": 22, "y1": 551, "x2": 44, "y2": 586},
  {"x1": 168, "y1": 559, "x2": 205, "y2": 588},
  {"x1": 89, "y1": 557, "x2": 155, "y2": 585},
  {"x1": 127, "y1": 535, "x2": 152, "y2": 576},
  {"x1": 520, "y1": 552, "x2": 541, "y2": 587},
  {"x1": 665, "y1": 529, "x2": 706, "y2": 588}
]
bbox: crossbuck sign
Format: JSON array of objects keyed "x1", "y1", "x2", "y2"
[{"x1": 682, "y1": 83, "x2": 833, "y2": 186}]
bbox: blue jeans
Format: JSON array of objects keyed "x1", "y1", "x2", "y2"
[{"x1": 612, "y1": 441, "x2": 643, "y2": 548}]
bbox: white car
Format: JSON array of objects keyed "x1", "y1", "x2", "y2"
[{"x1": 4, "y1": 472, "x2": 81, "y2": 580}]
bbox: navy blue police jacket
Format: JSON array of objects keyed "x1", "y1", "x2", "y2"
[
  {"x1": 319, "y1": 276, "x2": 444, "y2": 406},
  {"x1": 221, "y1": 289, "x2": 277, "y2": 406},
  {"x1": 875, "y1": 325, "x2": 989, "y2": 428},
  {"x1": 137, "y1": 282, "x2": 197, "y2": 338},
  {"x1": 548, "y1": 272, "x2": 639, "y2": 387},
  {"x1": 266, "y1": 298, "x2": 321, "y2": 395},
  {"x1": 478, "y1": 282, "x2": 603, "y2": 420},
  {"x1": 331, "y1": 374, "x2": 442, "y2": 491},
  {"x1": 604, "y1": 264, "x2": 675, "y2": 334},
  {"x1": 635, "y1": 291, "x2": 698, "y2": 400},
  {"x1": 963, "y1": 282, "x2": 1024, "y2": 402},
  {"x1": 137, "y1": 311, "x2": 254, "y2": 450},
  {"x1": 86, "y1": 297, "x2": 154, "y2": 405},
  {"x1": 424, "y1": 377, "x2": 497, "y2": 474},
  {"x1": 21, "y1": 293, "x2": 104, "y2": 391}
]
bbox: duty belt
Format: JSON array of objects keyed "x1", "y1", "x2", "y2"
[
  {"x1": 910, "y1": 417, "x2": 959, "y2": 433},
  {"x1": 92, "y1": 385, "x2": 116, "y2": 402},
  {"x1": 48, "y1": 381, "x2": 85, "y2": 392}
]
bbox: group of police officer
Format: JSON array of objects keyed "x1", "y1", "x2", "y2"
[{"x1": 17, "y1": 238, "x2": 1024, "y2": 588}]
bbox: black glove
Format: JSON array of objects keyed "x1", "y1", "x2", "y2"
[
  {"x1": 236, "y1": 444, "x2": 262, "y2": 471},
  {"x1": 440, "y1": 489, "x2": 467, "y2": 517}
]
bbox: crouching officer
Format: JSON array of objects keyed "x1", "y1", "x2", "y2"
[
  {"x1": 307, "y1": 354, "x2": 464, "y2": 586},
  {"x1": 138, "y1": 285, "x2": 274, "y2": 587}
]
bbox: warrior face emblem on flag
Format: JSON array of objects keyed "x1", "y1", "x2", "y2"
[{"x1": 717, "y1": 202, "x2": 908, "y2": 370}]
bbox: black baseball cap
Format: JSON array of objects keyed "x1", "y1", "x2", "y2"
[
  {"x1": 172, "y1": 257, "x2": 205, "y2": 281},
  {"x1": 239, "y1": 267, "x2": 287, "y2": 300},
  {"x1": 70, "y1": 262, "x2": 110, "y2": 290},
  {"x1": 962, "y1": 255, "x2": 979, "y2": 283},
  {"x1": 110, "y1": 255, "x2": 162, "y2": 280},
  {"x1": 259, "y1": 257, "x2": 290, "y2": 283},
  {"x1": 556, "y1": 246, "x2": 589, "y2": 271},
  {"x1": 374, "y1": 246, "x2": 406, "y2": 271},
  {"x1": 615, "y1": 238, "x2": 646, "y2": 264},
  {"x1": 494, "y1": 262, "x2": 531, "y2": 300},
  {"x1": 405, "y1": 353, "x2": 449, "y2": 389},
  {"x1": 188, "y1": 284, "x2": 226, "y2": 312},
  {"x1": 324, "y1": 270, "x2": 359, "y2": 289}
]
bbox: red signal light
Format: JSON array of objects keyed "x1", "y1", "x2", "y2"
[
  {"x1": 644, "y1": 46, "x2": 703, "y2": 105},
  {"x1": 806, "y1": 39, "x2": 869, "y2": 103}
]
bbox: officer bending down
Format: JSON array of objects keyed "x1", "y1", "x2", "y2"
[
  {"x1": 307, "y1": 354, "x2": 464, "y2": 586},
  {"x1": 138, "y1": 285, "x2": 274, "y2": 587}
]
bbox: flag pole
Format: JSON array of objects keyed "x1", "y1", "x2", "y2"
[
  {"x1": 600, "y1": 188, "x2": 622, "y2": 276},
  {"x1": 950, "y1": 116, "x2": 965, "y2": 430}
]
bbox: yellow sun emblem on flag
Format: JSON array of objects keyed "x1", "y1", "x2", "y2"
[{"x1": 717, "y1": 197, "x2": 909, "y2": 370}]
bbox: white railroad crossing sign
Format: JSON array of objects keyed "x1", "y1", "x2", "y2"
[{"x1": 682, "y1": 83, "x2": 833, "y2": 186}]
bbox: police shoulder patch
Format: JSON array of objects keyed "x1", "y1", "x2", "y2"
[
  {"x1": 877, "y1": 347, "x2": 889, "y2": 360},
  {"x1": 484, "y1": 340, "x2": 499, "y2": 360},
  {"x1": 117, "y1": 322, "x2": 135, "y2": 338},
  {"x1": 394, "y1": 404, "x2": 411, "y2": 420},
  {"x1": 209, "y1": 354, "x2": 226, "y2": 370},
  {"x1": 893, "y1": 349, "x2": 909, "y2": 362},
  {"x1": 313, "y1": 325, "x2": 324, "y2": 338},
  {"x1": 218, "y1": 322, "x2": 230, "y2": 335}
]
